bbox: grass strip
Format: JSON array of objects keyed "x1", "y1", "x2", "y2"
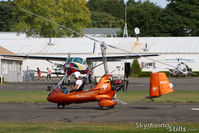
[{"x1": 0, "y1": 122, "x2": 198, "y2": 133}]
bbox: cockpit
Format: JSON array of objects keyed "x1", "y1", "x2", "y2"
[{"x1": 66, "y1": 57, "x2": 85, "y2": 64}]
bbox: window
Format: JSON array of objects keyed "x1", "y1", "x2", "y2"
[
  {"x1": 141, "y1": 62, "x2": 155, "y2": 69},
  {"x1": 73, "y1": 57, "x2": 83, "y2": 64},
  {"x1": 70, "y1": 63, "x2": 78, "y2": 68}
]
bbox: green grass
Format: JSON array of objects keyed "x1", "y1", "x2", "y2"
[
  {"x1": 0, "y1": 90, "x2": 198, "y2": 103},
  {"x1": 117, "y1": 90, "x2": 199, "y2": 103},
  {"x1": 0, "y1": 122, "x2": 198, "y2": 133},
  {"x1": 0, "y1": 90, "x2": 49, "y2": 103}
]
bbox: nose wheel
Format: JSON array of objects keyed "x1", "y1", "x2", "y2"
[{"x1": 57, "y1": 103, "x2": 65, "y2": 109}]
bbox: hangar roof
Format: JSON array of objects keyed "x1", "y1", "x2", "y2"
[
  {"x1": 0, "y1": 45, "x2": 15, "y2": 55},
  {"x1": 0, "y1": 33, "x2": 198, "y2": 55},
  {"x1": 0, "y1": 45, "x2": 23, "y2": 61}
]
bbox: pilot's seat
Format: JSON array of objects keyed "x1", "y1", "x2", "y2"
[
  {"x1": 70, "y1": 77, "x2": 87, "y2": 92},
  {"x1": 77, "y1": 77, "x2": 87, "y2": 92}
]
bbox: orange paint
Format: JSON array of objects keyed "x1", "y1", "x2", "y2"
[
  {"x1": 47, "y1": 75, "x2": 117, "y2": 108},
  {"x1": 150, "y1": 72, "x2": 174, "y2": 98}
]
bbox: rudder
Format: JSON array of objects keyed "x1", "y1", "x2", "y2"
[{"x1": 149, "y1": 72, "x2": 174, "y2": 98}]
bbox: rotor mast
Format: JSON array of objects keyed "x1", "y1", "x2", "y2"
[{"x1": 101, "y1": 42, "x2": 109, "y2": 75}]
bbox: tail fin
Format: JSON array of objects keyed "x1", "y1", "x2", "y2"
[{"x1": 149, "y1": 72, "x2": 174, "y2": 98}]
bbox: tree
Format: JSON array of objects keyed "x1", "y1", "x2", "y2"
[
  {"x1": 13, "y1": 0, "x2": 91, "y2": 37},
  {"x1": 164, "y1": 0, "x2": 199, "y2": 36},
  {"x1": 159, "y1": 9, "x2": 186, "y2": 36},
  {"x1": 87, "y1": 0, "x2": 125, "y2": 19},
  {"x1": 127, "y1": 1, "x2": 162, "y2": 36},
  {"x1": 127, "y1": 0, "x2": 136, "y2": 5},
  {"x1": 91, "y1": 12, "x2": 124, "y2": 28},
  {"x1": 130, "y1": 59, "x2": 142, "y2": 77},
  {"x1": 0, "y1": 1, "x2": 17, "y2": 31},
  {"x1": 87, "y1": 0, "x2": 125, "y2": 28}
]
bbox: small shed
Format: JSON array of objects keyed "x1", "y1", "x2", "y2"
[{"x1": 0, "y1": 45, "x2": 23, "y2": 82}]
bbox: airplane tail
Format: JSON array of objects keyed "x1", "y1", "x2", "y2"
[{"x1": 149, "y1": 72, "x2": 174, "y2": 98}]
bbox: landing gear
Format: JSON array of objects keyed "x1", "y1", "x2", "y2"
[
  {"x1": 57, "y1": 103, "x2": 65, "y2": 109},
  {"x1": 101, "y1": 106, "x2": 114, "y2": 110}
]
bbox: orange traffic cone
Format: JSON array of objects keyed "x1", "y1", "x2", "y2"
[{"x1": 149, "y1": 72, "x2": 174, "y2": 98}]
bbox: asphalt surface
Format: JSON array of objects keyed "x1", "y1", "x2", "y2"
[
  {"x1": 0, "y1": 103, "x2": 199, "y2": 122},
  {"x1": 0, "y1": 77, "x2": 199, "y2": 123}
]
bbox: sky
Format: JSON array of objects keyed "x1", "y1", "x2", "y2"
[{"x1": 126, "y1": 0, "x2": 169, "y2": 8}]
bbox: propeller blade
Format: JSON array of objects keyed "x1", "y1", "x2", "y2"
[{"x1": 67, "y1": 53, "x2": 71, "y2": 63}]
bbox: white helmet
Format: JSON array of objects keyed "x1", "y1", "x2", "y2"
[{"x1": 72, "y1": 71, "x2": 81, "y2": 78}]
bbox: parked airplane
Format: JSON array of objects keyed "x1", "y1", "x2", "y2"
[{"x1": 166, "y1": 58, "x2": 196, "y2": 77}]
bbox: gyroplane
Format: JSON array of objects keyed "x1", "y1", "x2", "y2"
[
  {"x1": 166, "y1": 58, "x2": 196, "y2": 77},
  {"x1": 47, "y1": 70, "x2": 174, "y2": 110},
  {"x1": 1, "y1": 7, "x2": 175, "y2": 109}
]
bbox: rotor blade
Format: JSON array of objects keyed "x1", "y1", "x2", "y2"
[
  {"x1": 91, "y1": 62, "x2": 104, "y2": 70},
  {"x1": 17, "y1": 6, "x2": 179, "y2": 70},
  {"x1": 47, "y1": 60, "x2": 64, "y2": 68},
  {"x1": 143, "y1": 56, "x2": 176, "y2": 69}
]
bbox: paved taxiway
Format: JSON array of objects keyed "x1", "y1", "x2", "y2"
[
  {"x1": 0, "y1": 103, "x2": 199, "y2": 122},
  {"x1": 0, "y1": 77, "x2": 198, "y2": 122}
]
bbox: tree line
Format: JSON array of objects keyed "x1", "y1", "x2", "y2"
[{"x1": 0, "y1": 0, "x2": 198, "y2": 37}]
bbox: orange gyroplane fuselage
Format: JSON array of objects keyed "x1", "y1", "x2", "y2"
[{"x1": 47, "y1": 75, "x2": 117, "y2": 109}]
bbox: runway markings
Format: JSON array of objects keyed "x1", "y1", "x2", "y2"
[{"x1": 191, "y1": 108, "x2": 199, "y2": 111}]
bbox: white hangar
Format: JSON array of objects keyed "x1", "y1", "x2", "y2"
[{"x1": 0, "y1": 32, "x2": 199, "y2": 79}]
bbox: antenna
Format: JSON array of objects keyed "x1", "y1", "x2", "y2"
[
  {"x1": 134, "y1": 27, "x2": 140, "y2": 43},
  {"x1": 123, "y1": 3, "x2": 128, "y2": 37}
]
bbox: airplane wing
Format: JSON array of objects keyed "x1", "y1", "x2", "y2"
[
  {"x1": 1, "y1": 54, "x2": 159, "y2": 62},
  {"x1": 0, "y1": 55, "x2": 67, "y2": 61},
  {"x1": 86, "y1": 54, "x2": 159, "y2": 62}
]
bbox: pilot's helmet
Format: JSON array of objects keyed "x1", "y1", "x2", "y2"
[{"x1": 72, "y1": 72, "x2": 81, "y2": 79}]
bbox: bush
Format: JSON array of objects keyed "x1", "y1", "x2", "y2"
[
  {"x1": 192, "y1": 71, "x2": 199, "y2": 77},
  {"x1": 130, "y1": 59, "x2": 142, "y2": 77}
]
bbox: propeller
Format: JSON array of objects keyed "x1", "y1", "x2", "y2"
[{"x1": 67, "y1": 53, "x2": 71, "y2": 63}]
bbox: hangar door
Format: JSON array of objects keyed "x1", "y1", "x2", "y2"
[{"x1": 1, "y1": 60, "x2": 23, "y2": 82}]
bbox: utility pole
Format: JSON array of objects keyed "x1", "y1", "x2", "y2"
[{"x1": 123, "y1": 3, "x2": 128, "y2": 37}]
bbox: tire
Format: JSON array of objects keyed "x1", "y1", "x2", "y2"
[
  {"x1": 57, "y1": 103, "x2": 65, "y2": 109},
  {"x1": 101, "y1": 106, "x2": 114, "y2": 110}
]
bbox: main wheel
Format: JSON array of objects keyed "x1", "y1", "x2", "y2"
[
  {"x1": 57, "y1": 103, "x2": 65, "y2": 109},
  {"x1": 101, "y1": 106, "x2": 114, "y2": 110}
]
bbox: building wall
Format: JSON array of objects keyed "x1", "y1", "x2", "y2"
[{"x1": 1, "y1": 59, "x2": 23, "y2": 82}]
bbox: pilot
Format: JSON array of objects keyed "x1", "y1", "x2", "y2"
[{"x1": 63, "y1": 71, "x2": 83, "y2": 94}]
